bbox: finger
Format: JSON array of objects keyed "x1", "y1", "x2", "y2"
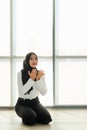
[
  {"x1": 39, "y1": 70, "x2": 44, "y2": 74},
  {"x1": 33, "y1": 69, "x2": 37, "y2": 74},
  {"x1": 32, "y1": 69, "x2": 37, "y2": 72},
  {"x1": 39, "y1": 70, "x2": 44, "y2": 73}
]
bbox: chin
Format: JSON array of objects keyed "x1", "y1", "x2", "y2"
[{"x1": 32, "y1": 66, "x2": 36, "y2": 68}]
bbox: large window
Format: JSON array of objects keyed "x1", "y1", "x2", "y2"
[
  {"x1": 0, "y1": 0, "x2": 53, "y2": 106},
  {"x1": 55, "y1": 0, "x2": 87, "y2": 105},
  {"x1": 0, "y1": 0, "x2": 87, "y2": 107}
]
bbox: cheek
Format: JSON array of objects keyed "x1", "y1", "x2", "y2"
[
  {"x1": 29, "y1": 61, "x2": 32, "y2": 66},
  {"x1": 36, "y1": 61, "x2": 38, "y2": 65}
]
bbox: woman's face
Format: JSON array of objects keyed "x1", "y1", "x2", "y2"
[{"x1": 29, "y1": 54, "x2": 38, "y2": 68}]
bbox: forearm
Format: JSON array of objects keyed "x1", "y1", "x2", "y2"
[
  {"x1": 18, "y1": 71, "x2": 35, "y2": 95},
  {"x1": 36, "y1": 76, "x2": 47, "y2": 95},
  {"x1": 21, "y1": 78, "x2": 35, "y2": 94}
]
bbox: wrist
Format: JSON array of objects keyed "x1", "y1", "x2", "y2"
[
  {"x1": 30, "y1": 77, "x2": 36, "y2": 80},
  {"x1": 36, "y1": 76, "x2": 40, "y2": 80}
]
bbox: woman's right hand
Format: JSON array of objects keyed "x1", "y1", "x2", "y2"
[{"x1": 28, "y1": 69, "x2": 37, "y2": 80}]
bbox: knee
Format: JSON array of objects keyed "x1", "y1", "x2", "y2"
[
  {"x1": 39, "y1": 113, "x2": 52, "y2": 124},
  {"x1": 22, "y1": 112, "x2": 37, "y2": 125},
  {"x1": 43, "y1": 114, "x2": 52, "y2": 124}
]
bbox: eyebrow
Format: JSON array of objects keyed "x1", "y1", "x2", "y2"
[{"x1": 30, "y1": 56, "x2": 38, "y2": 59}]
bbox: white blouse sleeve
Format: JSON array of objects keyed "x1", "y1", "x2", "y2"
[
  {"x1": 17, "y1": 71, "x2": 35, "y2": 95},
  {"x1": 36, "y1": 76, "x2": 47, "y2": 95}
]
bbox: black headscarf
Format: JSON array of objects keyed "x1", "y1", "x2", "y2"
[{"x1": 21, "y1": 52, "x2": 38, "y2": 85}]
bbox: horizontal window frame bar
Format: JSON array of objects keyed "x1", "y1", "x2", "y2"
[
  {"x1": 0, "y1": 56, "x2": 53, "y2": 59},
  {"x1": 0, "y1": 105, "x2": 87, "y2": 109},
  {"x1": 1, "y1": 56, "x2": 87, "y2": 59},
  {"x1": 56, "y1": 56, "x2": 87, "y2": 59}
]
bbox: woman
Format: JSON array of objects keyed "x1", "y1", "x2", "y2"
[{"x1": 15, "y1": 52, "x2": 52, "y2": 125}]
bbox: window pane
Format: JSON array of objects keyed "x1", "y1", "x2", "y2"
[
  {"x1": 0, "y1": 60, "x2": 10, "y2": 106},
  {"x1": 55, "y1": 0, "x2": 87, "y2": 56},
  {"x1": 14, "y1": 0, "x2": 53, "y2": 56},
  {"x1": 13, "y1": 58, "x2": 53, "y2": 106},
  {"x1": 55, "y1": 59, "x2": 87, "y2": 105},
  {"x1": 0, "y1": 0, "x2": 10, "y2": 56}
]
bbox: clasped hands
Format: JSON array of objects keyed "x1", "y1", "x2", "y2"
[{"x1": 28, "y1": 69, "x2": 45, "y2": 81}]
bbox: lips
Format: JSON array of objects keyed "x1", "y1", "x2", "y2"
[{"x1": 32, "y1": 63, "x2": 36, "y2": 66}]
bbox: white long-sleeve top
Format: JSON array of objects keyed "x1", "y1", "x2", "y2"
[{"x1": 17, "y1": 71, "x2": 47, "y2": 99}]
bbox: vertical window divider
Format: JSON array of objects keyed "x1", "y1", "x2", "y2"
[
  {"x1": 10, "y1": 0, "x2": 13, "y2": 106},
  {"x1": 53, "y1": 0, "x2": 56, "y2": 106}
]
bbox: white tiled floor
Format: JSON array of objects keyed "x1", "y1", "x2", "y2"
[{"x1": 0, "y1": 108, "x2": 87, "y2": 130}]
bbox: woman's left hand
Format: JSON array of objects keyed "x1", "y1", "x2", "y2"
[{"x1": 36, "y1": 70, "x2": 45, "y2": 80}]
